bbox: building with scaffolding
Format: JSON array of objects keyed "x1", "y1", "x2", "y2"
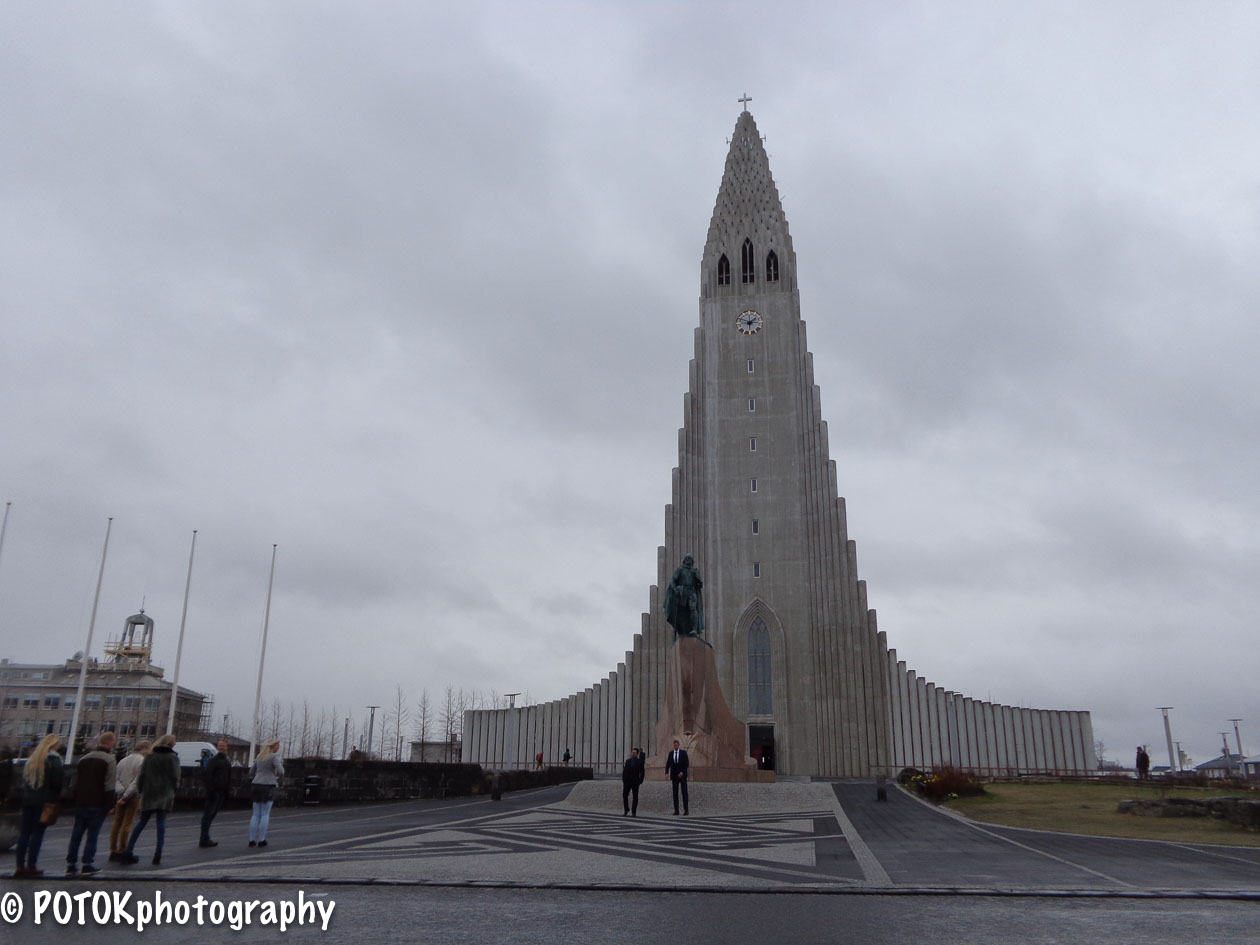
[{"x1": 0, "y1": 609, "x2": 212, "y2": 755}]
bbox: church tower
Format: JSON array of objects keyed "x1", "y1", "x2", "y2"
[
  {"x1": 633, "y1": 107, "x2": 892, "y2": 775},
  {"x1": 460, "y1": 108, "x2": 1096, "y2": 779}
]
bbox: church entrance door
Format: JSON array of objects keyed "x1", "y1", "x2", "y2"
[{"x1": 749, "y1": 724, "x2": 775, "y2": 771}]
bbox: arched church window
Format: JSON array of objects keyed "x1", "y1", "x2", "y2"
[
  {"x1": 717, "y1": 254, "x2": 731, "y2": 286},
  {"x1": 766, "y1": 251, "x2": 779, "y2": 282},
  {"x1": 748, "y1": 618, "x2": 772, "y2": 714},
  {"x1": 741, "y1": 238, "x2": 755, "y2": 284}
]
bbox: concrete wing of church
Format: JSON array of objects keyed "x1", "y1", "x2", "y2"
[{"x1": 462, "y1": 110, "x2": 1096, "y2": 778}]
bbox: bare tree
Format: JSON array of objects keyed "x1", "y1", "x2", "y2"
[
  {"x1": 263, "y1": 698, "x2": 283, "y2": 745},
  {"x1": 383, "y1": 685, "x2": 409, "y2": 761},
  {"x1": 296, "y1": 700, "x2": 313, "y2": 757},
  {"x1": 414, "y1": 689, "x2": 433, "y2": 749},
  {"x1": 311, "y1": 707, "x2": 329, "y2": 759},
  {"x1": 440, "y1": 686, "x2": 462, "y2": 763}
]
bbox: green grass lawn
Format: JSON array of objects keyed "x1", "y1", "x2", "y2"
[{"x1": 943, "y1": 780, "x2": 1260, "y2": 847}]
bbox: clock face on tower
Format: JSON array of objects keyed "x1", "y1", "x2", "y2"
[{"x1": 736, "y1": 310, "x2": 764, "y2": 334}]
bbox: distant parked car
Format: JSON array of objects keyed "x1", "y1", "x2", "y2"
[{"x1": 173, "y1": 741, "x2": 219, "y2": 768}]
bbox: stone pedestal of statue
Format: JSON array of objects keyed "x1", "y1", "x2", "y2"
[{"x1": 645, "y1": 635, "x2": 774, "y2": 783}]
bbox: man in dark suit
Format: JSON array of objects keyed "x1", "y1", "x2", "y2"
[
  {"x1": 665, "y1": 739, "x2": 689, "y2": 815},
  {"x1": 621, "y1": 747, "x2": 645, "y2": 816}
]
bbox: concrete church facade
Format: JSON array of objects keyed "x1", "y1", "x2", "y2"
[{"x1": 462, "y1": 110, "x2": 1096, "y2": 777}]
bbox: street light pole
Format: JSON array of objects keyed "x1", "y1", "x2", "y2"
[
  {"x1": 366, "y1": 706, "x2": 380, "y2": 760},
  {"x1": 1228, "y1": 719, "x2": 1244, "y2": 777},
  {"x1": 1156, "y1": 707, "x2": 1176, "y2": 774}
]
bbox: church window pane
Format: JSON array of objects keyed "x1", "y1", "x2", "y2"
[
  {"x1": 717, "y1": 254, "x2": 731, "y2": 286},
  {"x1": 748, "y1": 618, "x2": 772, "y2": 714},
  {"x1": 753, "y1": 562, "x2": 761, "y2": 578},
  {"x1": 766, "y1": 251, "x2": 779, "y2": 282},
  {"x1": 741, "y1": 238, "x2": 755, "y2": 284}
]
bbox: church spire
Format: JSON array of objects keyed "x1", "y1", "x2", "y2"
[{"x1": 702, "y1": 110, "x2": 793, "y2": 295}]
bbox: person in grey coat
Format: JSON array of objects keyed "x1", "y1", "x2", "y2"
[
  {"x1": 122, "y1": 734, "x2": 181, "y2": 866},
  {"x1": 248, "y1": 739, "x2": 284, "y2": 847}
]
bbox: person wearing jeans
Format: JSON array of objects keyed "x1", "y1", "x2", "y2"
[
  {"x1": 248, "y1": 739, "x2": 284, "y2": 847},
  {"x1": 14, "y1": 734, "x2": 64, "y2": 878},
  {"x1": 123, "y1": 734, "x2": 180, "y2": 866},
  {"x1": 65, "y1": 731, "x2": 117, "y2": 875}
]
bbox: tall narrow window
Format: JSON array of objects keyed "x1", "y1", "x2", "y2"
[
  {"x1": 748, "y1": 618, "x2": 772, "y2": 714},
  {"x1": 752, "y1": 519, "x2": 759, "y2": 535},
  {"x1": 748, "y1": 398, "x2": 755, "y2": 412},
  {"x1": 717, "y1": 254, "x2": 731, "y2": 286},
  {"x1": 741, "y1": 238, "x2": 755, "y2": 284},
  {"x1": 750, "y1": 478, "x2": 758, "y2": 493},
  {"x1": 752, "y1": 562, "x2": 761, "y2": 578},
  {"x1": 766, "y1": 250, "x2": 779, "y2": 282},
  {"x1": 749, "y1": 437, "x2": 757, "y2": 451},
  {"x1": 747, "y1": 359, "x2": 755, "y2": 373}
]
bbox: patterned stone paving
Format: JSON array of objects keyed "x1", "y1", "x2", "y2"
[{"x1": 165, "y1": 782, "x2": 868, "y2": 888}]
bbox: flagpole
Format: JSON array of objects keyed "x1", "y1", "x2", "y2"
[
  {"x1": 248, "y1": 544, "x2": 278, "y2": 765},
  {"x1": 66, "y1": 517, "x2": 113, "y2": 765},
  {"x1": 0, "y1": 502, "x2": 11, "y2": 617},
  {"x1": 165, "y1": 530, "x2": 198, "y2": 737}
]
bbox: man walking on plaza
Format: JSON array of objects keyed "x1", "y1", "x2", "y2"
[
  {"x1": 109, "y1": 739, "x2": 149, "y2": 861},
  {"x1": 666, "y1": 739, "x2": 689, "y2": 816},
  {"x1": 66, "y1": 731, "x2": 117, "y2": 876},
  {"x1": 199, "y1": 738, "x2": 232, "y2": 848},
  {"x1": 621, "y1": 747, "x2": 645, "y2": 816}
]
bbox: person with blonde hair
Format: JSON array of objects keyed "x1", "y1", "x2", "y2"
[
  {"x1": 109, "y1": 739, "x2": 151, "y2": 861},
  {"x1": 14, "y1": 733, "x2": 65, "y2": 878},
  {"x1": 122, "y1": 734, "x2": 180, "y2": 866},
  {"x1": 248, "y1": 739, "x2": 284, "y2": 847}
]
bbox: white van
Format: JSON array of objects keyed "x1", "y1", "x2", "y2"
[{"x1": 172, "y1": 741, "x2": 218, "y2": 768}]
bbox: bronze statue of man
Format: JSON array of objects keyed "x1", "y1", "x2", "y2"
[{"x1": 664, "y1": 554, "x2": 707, "y2": 643}]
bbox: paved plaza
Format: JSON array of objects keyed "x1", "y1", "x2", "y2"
[
  {"x1": 5, "y1": 780, "x2": 1259, "y2": 943},
  {"x1": 95, "y1": 779, "x2": 1260, "y2": 895}
]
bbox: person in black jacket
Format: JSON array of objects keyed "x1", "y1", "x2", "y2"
[
  {"x1": 65, "y1": 731, "x2": 117, "y2": 876},
  {"x1": 621, "y1": 747, "x2": 646, "y2": 817},
  {"x1": 666, "y1": 739, "x2": 690, "y2": 815},
  {"x1": 199, "y1": 739, "x2": 232, "y2": 848},
  {"x1": 14, "y1": 734, "x2": 64, "y2": 878}
]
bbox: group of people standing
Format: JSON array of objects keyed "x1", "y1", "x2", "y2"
[
  {"x1": 12, "y1": 732, "x2": 285, "y2": 878},
  {"x1": 620, "y1": 739, "x2": 692, "y2": 816}
]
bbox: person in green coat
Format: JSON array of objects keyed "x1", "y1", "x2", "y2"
[
  {"x1": 13, "y1": 733, "x2": 65, "y2": 878},
  {"x1": 122, "y1": 734, "x2": 181, "y2": 866}
]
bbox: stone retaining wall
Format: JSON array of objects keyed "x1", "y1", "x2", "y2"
[{"x1": 1117, "y1": 796, "x2": 1260, "y2": 829}]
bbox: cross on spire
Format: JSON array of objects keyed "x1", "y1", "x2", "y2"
[{"x1": 738, "y1": 93, "x2": 752, "y2": 112}]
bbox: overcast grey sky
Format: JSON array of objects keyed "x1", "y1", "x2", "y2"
[{"x1": 2, "y1": 1, "x2": 1257, "y2": 767}]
